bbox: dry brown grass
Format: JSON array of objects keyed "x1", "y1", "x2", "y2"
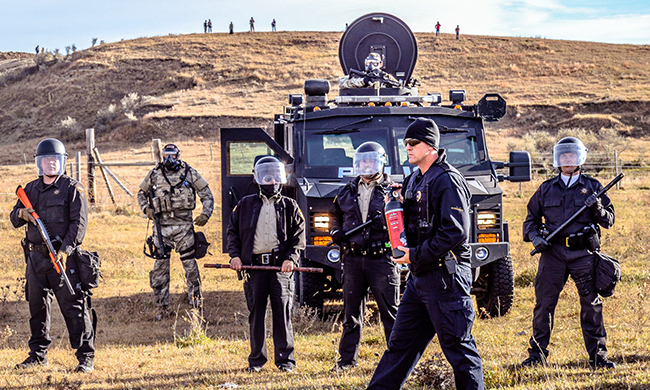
[{"x1": 0, "y1": 142, "x2": 649, "y2": 389}]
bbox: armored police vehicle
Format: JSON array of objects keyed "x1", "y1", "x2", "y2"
[{"x1": 220, "y1": 13, "x2": 531, "y2": 318}]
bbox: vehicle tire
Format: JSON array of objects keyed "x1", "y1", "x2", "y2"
[
  {"x1": 300, "y1": 259, "x2": 325, "y2": 317},
  {"x1": 474, "y1": 256, "x2": 514, "y2": 318}
]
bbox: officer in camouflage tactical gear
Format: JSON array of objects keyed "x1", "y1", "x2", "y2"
[{"x1": 137, "y1": 143, "x2": 214, "y2": 320}]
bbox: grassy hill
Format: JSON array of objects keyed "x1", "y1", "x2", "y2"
[{"x1": 0, "y1": 31, "x2": 649, "y2": 164}]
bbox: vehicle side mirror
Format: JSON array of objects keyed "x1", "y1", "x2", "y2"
[{"x1": 494, "y1": 151, "x2": 531, "y2": 182}]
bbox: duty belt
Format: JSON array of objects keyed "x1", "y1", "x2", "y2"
[
  {"x1": 252, "y1": 253, "x2": 274, "y2": 265},
  {"x1": 551, "y1": 234, "x2": 587, "y2": 250},
  {"x1": 27, "y1": 242, "x2": 49, "y2": 253}
]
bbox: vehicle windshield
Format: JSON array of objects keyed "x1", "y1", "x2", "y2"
[
  {"x1": 395, "y1": 128, "x2": 480, "y2": 173},
  {"x1": 304, "y1": 128, "x2": 390, "y2": 178}
]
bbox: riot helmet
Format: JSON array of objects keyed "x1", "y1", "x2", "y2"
[
  {"x1": 353, "y1": 141, "x2": 387, "y2": 179},
  {"x1": 162, "y1": 143, "x2": 182, "y2": 171},
  {"x1": 553, "y1": 137, "x2": 587, "y2": 168},
  {"x1": 34, "y1": 138, "x2": 67, "y2": 177},
  {"x1": 364, "y1": 52, "x2": 382, "y2": 73},
  {"x1": 254, "y1": 155, "x2": 287, "y2": 197}
]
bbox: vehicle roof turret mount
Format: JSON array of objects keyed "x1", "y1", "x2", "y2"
[{"x1": 339, "y1": 13, "x2": 418, "y2": 84}]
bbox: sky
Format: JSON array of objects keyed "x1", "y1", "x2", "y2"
[{"x1": 1, "y1": 0, "x2": 649, "y2": 53}]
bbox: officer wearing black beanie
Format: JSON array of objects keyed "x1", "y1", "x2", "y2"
[
  {"x1": 367, "y1": 117, "x2": 484, "y2": 389},
  {"x1": 403, "y1": 117, "x2": 439, "y2": 150}
]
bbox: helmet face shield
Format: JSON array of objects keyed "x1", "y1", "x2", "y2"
[
  {"x1": 353, "y1": 151, "x2": 385, "y2": 176},
  {"x1": 254, "y1": 161, "x2": 287, "y2": 184},
  {"x1": 162, "y1": 144, "x2": 181, "y2": 171},
  {"x1": 553, "y1": 143, "x2": 587, "y2": 167},
  {"x1": 364, "y1": 53, "x2": 382, "y2": 72},
  {"x1": 36, "y1": 154, "x2": 66, "y2": 176}
]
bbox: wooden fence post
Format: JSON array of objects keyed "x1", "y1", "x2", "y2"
[
  {"x1": 614, "y1": 151, "x2": 620, "y2": 190},
  {"x1": 86, "y1": 128, "x2": 96, "y2": 204},
  {"x1": 152, "y1": 139, "x2": 162, "y2": 164},
  {"x1": 75, "y1": 151, "x2": 81, "y2": 182}
]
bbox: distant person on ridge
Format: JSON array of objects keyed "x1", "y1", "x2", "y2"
[
  {"x1": 204, "y1": 20, "x2": 207, "y2": 33},
  {"x1": 250, "y1": 17, "x2": 255, "y2": 32},
  {"x1": 272, "y1": 19, "x2": 276, "y2": 32},
  {"x1": 229, "y1": 21, "x2": 234, "y2": 34},
  {"x1": 208, "y1": 19, "x2": 212, "y2": 33},
  {"x1": 456, "y1": 25, "x2": 460, "y2": 39},
  {"x1": 435, "y1": 21, "x2": 441, "y2": 36}
]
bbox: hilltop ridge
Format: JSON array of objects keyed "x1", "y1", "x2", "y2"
[{"x1": 0, "y1": 31, "x2": 648, "y2": 163}]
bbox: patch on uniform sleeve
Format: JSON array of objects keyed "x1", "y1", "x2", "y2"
[
  {"x1": 74, "y1": 182, "x2": 85, "y2": 194},
  {"x1": 297, "y1": 208, "x2": 305, "y2": 221},
  {"x1": 451, "y1": 206, "x2": 463, "y2": 212}
]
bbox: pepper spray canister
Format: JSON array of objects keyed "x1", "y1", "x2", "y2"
[{"x1": 385, "y1": 190, "x2": 407, "y2": 258}]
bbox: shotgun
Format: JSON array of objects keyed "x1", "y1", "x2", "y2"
[{"x1": 530, "y1": 173, "x2": 624, "y2": 256}]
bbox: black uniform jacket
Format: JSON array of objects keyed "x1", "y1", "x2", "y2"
[
  {"x1": 523, "y1": 173, "x2": 614, "y2": 257},
  {"x1": 227, "y1": 192, "x2": 306, "y2": 266},
  {"x1": 402, "y1": 150, "x2": 472, "y2": 275},
  {"x1": 330, "y1": 174, "x2": 392, "y2": 248},
  {"x1": 10, "y1": 175, "x2": 88, "y2": 256}
]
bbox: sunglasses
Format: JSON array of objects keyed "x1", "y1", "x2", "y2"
[{"x1": 403, "y1": 139, "x2": 422, "y2": 147}]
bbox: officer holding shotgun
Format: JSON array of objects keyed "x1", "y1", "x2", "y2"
[
  {"x1": 329, "y1": 141, "x2": 399, "y2": 371},
  {"x1": 521, "y1": 137, "x2": 616, "y2": 369},
  {"x1": 10, "y1": 138, "x2": 95, "y2": 373},
  {"x1": 227, "y1": 155, "x2": 306, "y2": 373}
]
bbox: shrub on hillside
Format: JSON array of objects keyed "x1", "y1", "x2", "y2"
[
  {"x1": 59, "y1": 116, "x2": 84, "y2": 141},
  {"x1": 96, "y1": 104, "x2": 117, "y2": 125}
]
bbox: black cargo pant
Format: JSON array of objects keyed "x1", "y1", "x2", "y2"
[
  {"x1": 367, "y1": 263, "x2": 484, "y2": 390},
  {"x1": 26, "y1": 251, "x2": 95, "y2": 360},
  {"x1": 243, "y1": 269, "x2": 295, "y2": 369},
  {"x1": 338, "y1": 254, "x2": 399, "y2": 366},
  {"x1": 528, "y1": 246, "x2": 607, "y2": 360}
]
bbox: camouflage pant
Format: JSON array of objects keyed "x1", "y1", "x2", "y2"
[{"x1": 150, "y1": 223, "x2": 201, "y2": 308}]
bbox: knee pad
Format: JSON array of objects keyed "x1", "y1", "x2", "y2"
[{"x1": 179, "y1": 246, "x2": 196, "y2": 262}]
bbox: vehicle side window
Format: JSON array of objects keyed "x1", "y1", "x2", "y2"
[{"x1": 227, "y1": 141, "x2": 273, "y2": 175}]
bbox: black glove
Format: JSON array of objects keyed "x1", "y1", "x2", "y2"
[
  {"x1": 532, "y1": 235, "x2": 550, "y2": 253},
  {"x1": 331, "y1": 230, "x2": 346, "y2": 245},
  {"x1": 584, "y1": 194, "x2": 602, "y2": 211}
]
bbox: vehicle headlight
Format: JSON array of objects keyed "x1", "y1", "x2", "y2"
[
  {"x1": 313, "y1": 213, "x2": 330, "y2": 232},
  {"x1": 477, "y1": 211, "x2": 499, "y2": 230},
  {"x1": 475, "y1": 246, "x2": 489, "y2": 262}
]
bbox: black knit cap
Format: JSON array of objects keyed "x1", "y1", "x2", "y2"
[{"x1": 404, "y1": 118, "x2": 439, "y2": 149}]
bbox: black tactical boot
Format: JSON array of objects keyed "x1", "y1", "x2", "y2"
[
  {"x1": 15, "y1": 355, "x2": 48, "y2": 369},
  {"x1": 155, "y1": 305, "x2": 170, "y2": 321},
  {"x1": 590, "y1": 356, "x2": 616, "y2": 369},
  {"x1": 521, "y1": 355, "x2": 544, "y2": 367},
  {"x1": 74, "y1": 356, "x2": 94, "y2": 373}
]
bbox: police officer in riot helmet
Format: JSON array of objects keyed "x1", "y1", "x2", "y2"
[
  {"x1": 137, "y1": 143, "x2": 214, "y2": 320},
  {"x1": 227, "y1": 155, "x2": 306, "y2": 373},
  {"x1": 11, "y1": 138, "x2": 95, "y2": 372},
  {"x1": 330, "y1": 141, "x2": 399, "y2": 371},
  {"x1": 339, "y1": 52, "x2": 399, "y2": 89},
  {"x1": 522, "y1": 136, "x2": 616, "y2": 369},
  {"x1": 366, "y1": 118, "x2": 484, "y2": 390}
]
